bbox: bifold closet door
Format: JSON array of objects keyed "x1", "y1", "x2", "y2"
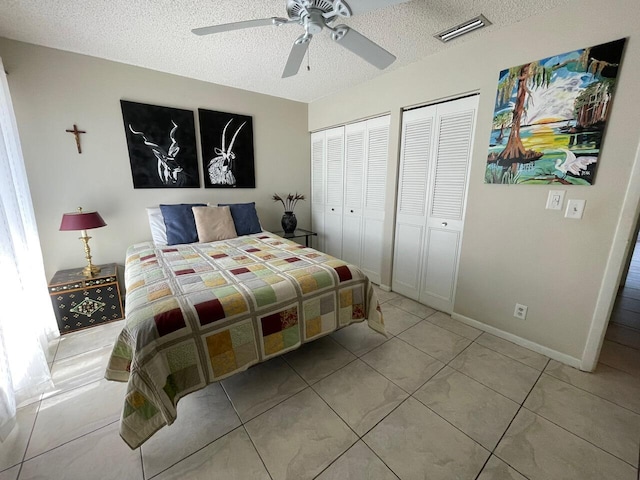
[
  {"x1": 393, "y1": 95, "x2": 478, "y2": 313},
  {"x1": 392, "y1": 106, "x2": 436, "y2": 299},
  {"x1": 323, "y1": 127, "x2": 345, "y2": 258},
  {"x1": 341, "y1": 116, "x2": 390, "y2": 283},
  {"x1": 341, "y1": 121, "x2": 366, "y2": 267},
  {"x1": 361, "y1": 116, "x2": 390, "y2": 285},
  {"x1": 311, "y1": 116, "x2": 389, "y2": 281},
  {"x1": 420, "y1": 95, "x2": 478, "y2": 312},
  {"x1": 311, "y1": 130, "x2": 325, "y2": 251}
]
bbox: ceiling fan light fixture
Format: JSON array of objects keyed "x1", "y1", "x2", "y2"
[{"x1": 435, "y1": 14, "x2": 491, "y2": 43}]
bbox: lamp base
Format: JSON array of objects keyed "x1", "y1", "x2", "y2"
[
  {"x1": 79, "y1": 232, "x2": 101, "y2": 277},
  {"x1": 82, "y1": 264, "x2": 101, "y2": 277}
]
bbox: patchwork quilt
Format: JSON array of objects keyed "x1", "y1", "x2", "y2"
[{"x1": 105, "y1": 232, "x2": 385, "y2": 448}]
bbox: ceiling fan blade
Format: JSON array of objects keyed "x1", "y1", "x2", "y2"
[
  {"x1": 331, "y1": 26, "x2": 396, "y2": 70},
  {"x1": 339, "y1": 0, "x2": 413, "y2": 16},
  {"x1": 192, "y1": 17, "x2": 289, "y2": 36},
  {"x1": 282, "y1": 36, "x2": 311, "y2": 78}
]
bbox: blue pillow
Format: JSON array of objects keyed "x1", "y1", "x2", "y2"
[
  {"x1": 159, "y1": 203, "x2": 206, "y2": 245},
  {"x1": 218, "y1": 202, "x2": 262, "y2": 236}
]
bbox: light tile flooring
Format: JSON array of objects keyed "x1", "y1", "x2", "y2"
[
  {"x1": 2, "y1": 288, "x2": 640, "y2": 480},
  {"x1": 606, "y1": 240, "x2": 640, "y2": 352}
]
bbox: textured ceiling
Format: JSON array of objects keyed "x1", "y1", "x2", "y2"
[{"x1": 0, "y1": 0, "x2": 571, "y2": 103}]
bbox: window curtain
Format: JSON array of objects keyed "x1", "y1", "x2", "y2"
[{"x1": 0, "y1": 58, "x2": 57, "y2": 440}]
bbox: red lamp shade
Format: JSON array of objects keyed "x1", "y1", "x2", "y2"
[{"x1": 59, "y1": 209, "x2": 106, "y2": 231}]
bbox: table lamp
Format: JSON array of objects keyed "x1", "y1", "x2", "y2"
[{"x1": 59, "y1": 207, "x2": 107, "y2": 277}]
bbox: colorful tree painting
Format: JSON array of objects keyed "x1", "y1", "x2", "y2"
[{"x1": 486, "y1": 38, "x2": 626, "y2": 185}]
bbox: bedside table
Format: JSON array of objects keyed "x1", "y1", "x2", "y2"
[
  {"x1": 274, "y1": 228, "x2": 318, "y2": 247},
  {"x1": 48, "y1": 263, "x2": 124, "y2": 334}
]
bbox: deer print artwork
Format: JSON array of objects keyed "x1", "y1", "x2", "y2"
[{"x1": 207, "y1": 118, "x2": 246, "y2": 186}]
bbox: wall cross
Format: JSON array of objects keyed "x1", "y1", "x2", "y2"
[{"x1": 65, "y1": 124, "x2": 86, "y2": 154}]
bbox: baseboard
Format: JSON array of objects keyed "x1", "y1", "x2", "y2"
[
  {"x1": 379, "y1": 284, "x2": 392, "y2": 292},
  {"x1": 451, "y1": 312, "x2": 582, "y2": 369}
]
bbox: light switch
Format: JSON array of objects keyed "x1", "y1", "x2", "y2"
[
  {"x1": 546, "y1": 190, "x2": 565, "y2": 210},
  {"x1": 565, "y1": 199, "x2": 586, "y2": 219}
]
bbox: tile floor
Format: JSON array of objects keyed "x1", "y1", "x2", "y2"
[
  {"x1": 1, "y1": 288, "x2": 640, "y2": 480},
  {"x1": 606, "y1": 240, "x2": 640, "y2": 352}
]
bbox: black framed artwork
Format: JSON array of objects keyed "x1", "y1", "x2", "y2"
[
  {"x1": 198, "y1": 109, "x2": 255, "y2": 188},
  {"x1": 121, "y1": 100, "x2": 200, "y2": 188}
]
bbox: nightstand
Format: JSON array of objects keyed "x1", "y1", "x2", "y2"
[
  {"x1": 48, "y1": 263, "x2": 124, "y2": 334},
  {"x1": 274, "y1": 228, "x2": 318, "y2": 247}
]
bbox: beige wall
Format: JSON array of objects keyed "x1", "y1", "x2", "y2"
[
  {"x1": 0, "y1": 38, "x2": 309, "y2": 280},
  {"x1": 309, "y1": 0, "x2": 640, "y2": 360}
]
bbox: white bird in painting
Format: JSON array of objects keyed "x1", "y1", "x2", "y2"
[{"x1": 555, "y1": 149, "x2": 597, "y2": 179}]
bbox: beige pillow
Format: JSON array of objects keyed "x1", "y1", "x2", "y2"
[{"x1": 192, "y1": 206, "x2": 237, "y2": 242}]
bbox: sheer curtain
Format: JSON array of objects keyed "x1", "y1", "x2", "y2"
[{"x1": 0, "y1": 58, "x2": 57, "y2": 439}]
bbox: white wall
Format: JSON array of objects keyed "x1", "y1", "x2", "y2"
[
  {"x1": 0, "y1": 38, "x2": 310, "y2": 280},
  {"x1": 309, "y1": 0, "x2": 640, "y2": 361}
]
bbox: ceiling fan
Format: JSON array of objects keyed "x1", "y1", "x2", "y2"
[{"x1": 192, "y1": 0, "x2": 411, "y2": 78}]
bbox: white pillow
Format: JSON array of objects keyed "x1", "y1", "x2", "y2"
[{"x1": 146, "y1": 207, "x2": 167, "y2": 246}]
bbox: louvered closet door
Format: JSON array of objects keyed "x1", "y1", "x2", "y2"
[
  {"x1": 342, "y1": 121, "x2": 366, "y2": 266},
  {"x1": 324, "y1": 127, "x2": 345, "y2": 258},
  {"x1": 311, "y1": 131, "x2": 325, "y2": 251},
  {"x1": 419, "y1": 95, "x2": 479, "y2": 313},
  {"x1": 361, "y1": 115, "x2": 390, "y2": 285},
  {"x1": 392, "y1": 106, "x2": 437, "y2": 299}
]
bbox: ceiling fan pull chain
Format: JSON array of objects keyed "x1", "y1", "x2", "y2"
[{"x1": 307, "y1": 43, "x2": 311, "y2": 71}]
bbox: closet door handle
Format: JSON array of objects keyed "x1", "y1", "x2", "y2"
[
  {"x1": 441, "y1": 222, "x2": 448, "y2": 227},
  {"x1": 331, "y1": 208, "x2": 335, "y2": 211},
  {"x1": 350, "y1": 210, "x2": 354, "y2": 213}
]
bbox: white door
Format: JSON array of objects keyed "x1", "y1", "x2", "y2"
[
  {"x1": 323, "y1": 126, "x2": 345, "y2": 258},
  {"x1": 419, "y1": 95, "x2": 478, "y2": 313},
  {"x1": 392, "y1": 95, "x2": 478, "y2": 313},
  {"x1": 311, "y1": 131, "x2": 325, "y2": 251},
  {"x1": 342, "y1": 121, "x2": 366, "y2": 266},
  {"x1": 392, "y1": 106, "x2": 437, "y2": 299},
  {"x1": 361, "y1": 115, "x2": 390, "y2": 285}
]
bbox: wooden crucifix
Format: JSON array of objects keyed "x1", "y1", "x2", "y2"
[{"x1": 65, "y1": 124, "x2": 86, "y2": 154}]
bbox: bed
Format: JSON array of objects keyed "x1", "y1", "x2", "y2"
[{"x1": 105, "y1": 230, "x2": 385, "y2": 449}]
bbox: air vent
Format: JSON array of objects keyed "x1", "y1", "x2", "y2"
[{"x1": 435, "y1": 15, "x2": 491, "y2": 43}]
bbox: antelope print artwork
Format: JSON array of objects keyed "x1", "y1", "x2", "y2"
[
  {"x1": 121, "y1": 101, "x2": 200, "y2": 188},
  {"x1": 207, "y1": 118, "x2": 246, "y2": 186},
  {"x1": 128, "y1": 121, "x2": 185, "y2": 186},
  {"x1": 199, "y1": 109, "x2": 256, "y2": 188}
]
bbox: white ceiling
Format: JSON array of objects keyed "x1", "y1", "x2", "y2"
[{"x1": 0, "y1": 0, "x2": 571, "y2": 103}]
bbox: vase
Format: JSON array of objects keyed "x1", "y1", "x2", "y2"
[{"x1": 281, "y1": 211, "x2": 297, "y2": 234}]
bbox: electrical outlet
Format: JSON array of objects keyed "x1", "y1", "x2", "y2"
[{"x1": 514, "y1": 303, "x2": 528, "y2": 320}]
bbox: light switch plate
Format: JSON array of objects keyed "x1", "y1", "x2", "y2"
[
  {"x1": 546, "y1": 190, "x2": 565, "y2": 210},
  {"x1": 565, "y1": 199, "x2": 586, "y2": 219}
]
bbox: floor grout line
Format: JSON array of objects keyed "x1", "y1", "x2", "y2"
[
  {"x1": 21, "y1": 419, "x2": 121, "y2": 464},
  {"x1": 541, "y1": 368, "x2": 640, "y2": 416},
  {"x1": 484, "y1": 362, "x2": 548, "y2": 480},
  {"x1": 519, "y1": 404, "x2": 639, "y2": 469},
  {"x1": 18, "y1": 397, "x2": 42, "y2": 468},
  {"x1": 139, "y1": 447, "x2": 145, "y2": 480},
  {"x1": 241, "y1": 424, "x2": 274, "y2": 480}
]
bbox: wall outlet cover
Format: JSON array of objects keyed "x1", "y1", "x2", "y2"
[
  {"x1": 565, "y1": 199, "x2": 586, "y2": 219},
  {"x1": 546, "y1": 190, "x2": 566, "y2": 210},
  {"x1": 514, "y1": 303, "x2": 528, "y2": 320}
]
